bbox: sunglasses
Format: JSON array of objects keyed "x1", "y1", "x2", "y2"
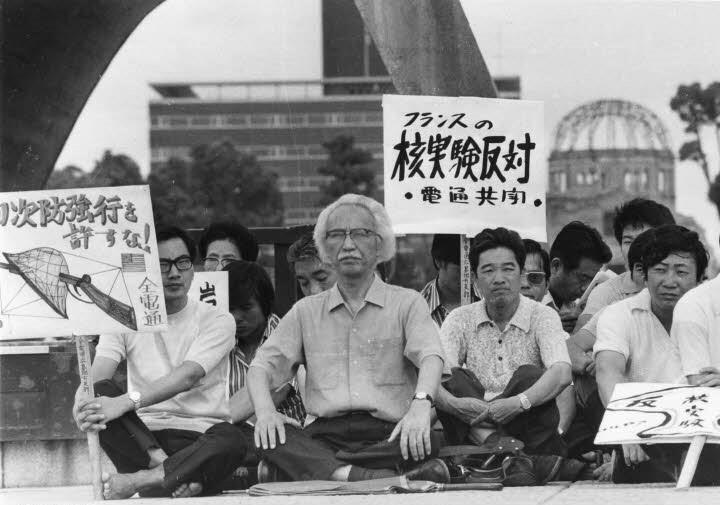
[{"x1": 521, "y1": 271, "x2": 547, "y2": 285}]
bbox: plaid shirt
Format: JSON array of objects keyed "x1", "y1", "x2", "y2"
[
  {"x1": 420, "y1": 278, "x2": 481, "y2": 328},
  {"x1": 228, "y1": 313, "x2": 306, "y2": 423}
]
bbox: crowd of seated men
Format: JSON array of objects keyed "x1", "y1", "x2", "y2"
[{"x1": 72, "y1": 195, "x2": 720, "y2": 499}]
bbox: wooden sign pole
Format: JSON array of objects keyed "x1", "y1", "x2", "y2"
[
  {"x1": 460, "y1": 235, "x2": 472, "y2": 307},
  {"x1": 676, "y1": 435, "x2": 706, "y2": 490},
  {"x1": 74, "y1": 334, "x2": 104, "y2": 501}
]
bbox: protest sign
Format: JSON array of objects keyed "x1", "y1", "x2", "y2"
[
  {"x1": 595, "y1": 382, "x2": 720, "y2": 445},
  {"x1": 383, "y1": 94, "x2": 547, "y2": 241},
  {"x1": 191, "y1": 271, "x2": 229, "y2": 313},
  {"x1": 0, "y1": 185, "x2": 167, "y2": 339}
]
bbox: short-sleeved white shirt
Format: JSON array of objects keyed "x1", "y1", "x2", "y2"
[
  {"x1": 581, "y1": 271, "x2": 640, "y2": 319},
  {"x1": 96, "y1": 298, "x2": 236, "y2": 433},
  {"x1": 671, "y1": 274, "x2": 720, "y2": 377},
  {"x1": 594, "y1": 289, "x2": 684, "y2": 383}
]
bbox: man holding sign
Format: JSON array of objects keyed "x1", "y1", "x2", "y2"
[
  {"x1": 73, "y1": 226, "x2": 247, "y2": 499},
  {"x1": 594, "y1": 225, "x2": 708, "y2": 483}
]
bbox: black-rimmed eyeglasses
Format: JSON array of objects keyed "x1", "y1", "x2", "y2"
[{"x1": 159, "y1": 256, "x2": 193, "y2": 273}]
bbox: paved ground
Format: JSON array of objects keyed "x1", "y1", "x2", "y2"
[{"x1": 2, "y1": 482, "x2": 719, "y2": 505}]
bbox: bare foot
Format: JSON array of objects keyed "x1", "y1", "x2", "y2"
[
  {"x1": 172, "y1": 482, "x2": 203, "y2": 498},
  {"x1": 102, "y1": 472, "x2": 138, "y2": 500}
]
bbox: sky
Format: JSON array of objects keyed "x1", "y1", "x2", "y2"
[{"x1": 56, "y1": 0, "x2": 720, "y2": 255}]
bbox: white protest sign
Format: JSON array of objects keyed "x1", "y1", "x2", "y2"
[
  {"x1": 0, "y1": 185, "x2": 167, "y2": 339},
  {"x1": 191, "y1": 271, "x2": 229, "y2": 314},
  {"x1": 383, "y1": 95, "x2": 547, "y2": 241},
  {"x1": 595, "y1": 383, "x2": 720, "y2": 445}
]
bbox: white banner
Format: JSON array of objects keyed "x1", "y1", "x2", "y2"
[
  {"x1": 0, "y1": 185, "x2": 167, "y2": 339},
  {"x1": 191, "y1": 271, "x2": 229, "y2": 314},
  {"x1": 595, "y1": 383, "x2": 720, "y2": 445},
  {"x1": 383, "y1": 94, "x2": 547, "y2": 241}
]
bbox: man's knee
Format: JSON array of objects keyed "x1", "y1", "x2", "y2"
[
  {"x1": 93, "y1": 379, "x2": 123, "y2": 397},
  {"x1": 511, "y1": 365, "x2": 544, "y2": 390},
  {"x1": 203, "y1": 423, "x2": 250, "y2": 456},
  {"x1": 443, "y1": 367, "x2": 485, "y2": 399}
]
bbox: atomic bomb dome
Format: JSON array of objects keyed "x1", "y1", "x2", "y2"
[{"x1": 547, "y1": 99, "x2": 676, "y2": 264}]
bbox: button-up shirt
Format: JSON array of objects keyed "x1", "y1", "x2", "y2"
[
  {"x1": 440, "y1": 295, "x2": 570, "y2": 398},
  {"x1": 250, "y1": 277, "x2": 447, "y2": 423},
  {"x1": 594, "y1": 289, "x2": 684, "y2": 383},
  {"x1": 581, "y1": 271, "x2": 640, "y2": 319},
  {"x1": 420, "y1": 277, "x2": 481, "y2": 328}
]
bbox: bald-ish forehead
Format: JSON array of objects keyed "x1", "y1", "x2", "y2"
[{"x1": 327, "y1": 204, "x2": 375, "y2": 228}]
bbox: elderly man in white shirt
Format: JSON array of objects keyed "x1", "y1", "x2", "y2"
[{"x1": 595, "y1": 224, "x2": 710, "y2": 484}]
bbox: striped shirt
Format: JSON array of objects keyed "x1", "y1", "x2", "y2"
[{"x1": 228, "y1": 313, "x2": 306, "y2": 423}]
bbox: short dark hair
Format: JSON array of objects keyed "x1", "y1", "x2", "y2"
[
  {"x1": 287, "y1": 232, "x2": 320, "y2": 270},
  {"x1": 470, "y1": 227, "x2": 526, "y2": 273},
  {"x1": 156, "y1": 225, "x2": 197, "y2": 262},
  {"x1": 627, "y1": 227, "x2": 656, "y2": 273},
  {"x1": 641, "y1": 224, "x2": 708, "y2": 282},
  {"x1": 430, "y1": 234, "x2": 461, "y2": 268},
  {"x1": 522, "y1": 238, "x2": 550, "y2": 280},
  {"x1": 224, "y1": 260, "x2": 274, "y2": 318},
  {"x1": 549, "y1": 221, "x2": 612, "y2": 270},
  {"x1": 199, "y1": 221, "x2": 259, "y2": 261},
  {"x1": 612, "y1": 198, "x2": 675, "y2": 244}
]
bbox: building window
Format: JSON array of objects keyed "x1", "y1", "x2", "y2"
[
  {"x1": 658, "y1": 171, "x2": 665, "y2": 192},
  {"x1": 559, "y1": 172, "x2": 567, "y2": 193},
  {"x1": 639, "y1": 169, "x2": 648, "y2": 191},
  {"x1": 624, "y1": 171, "x2": 633, "y2": 191},
  {"x1": 576, "y1": 172, "x2": 584, "y2": 185}
]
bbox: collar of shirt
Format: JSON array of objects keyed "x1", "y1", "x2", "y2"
[
  {"x1": 628, "y1": 288, "x2": 652, "y2": 313},
  {"x1": 327, "y1": 275, "x2": 387, "y2": 312},
  {"x1": 474, "y1": 294, "x2": 532, "y2": 333}
]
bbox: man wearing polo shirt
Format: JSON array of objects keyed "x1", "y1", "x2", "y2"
[
  {"x1": 73, "y1": 226, "x2": 244, "y2": 499},
  {"x1": 595, "y1": 224, "x2": 708, "y2": 483},
  {"x1": 436, "y1": 227, "x2": 572, "y2": 457},
  {"x1": 248, "y1": 194, "x2": 449, "y2": 483}
]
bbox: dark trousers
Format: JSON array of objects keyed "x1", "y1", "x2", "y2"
[
  {"x1": 260, "y1": 411, "x2": 444, "y2": 481},
  {"x1": 612, "y1": 443, "x2": 720, "y2": 485},
  {"x1": 437, "y1": 366, "x2": 567, "y2": 457},
  {"x1": 94, "y1": 380, "x2": 250, "y2": 495},
  {"x1": 562, "y1": 373, "x2": 606, "y2": 457}
]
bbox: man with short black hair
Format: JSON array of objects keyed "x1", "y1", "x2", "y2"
[
  {"x1": 595, "y1": 225, "x2": 710, "y2": 483},
  {"x1": 573, "y1": 198, "x2": 675, "y2": 333},
  {"x1": 436, "y1": 227, "x2": 572, "y2": 458},
  {"x1": 520, "y1": 238, "x2": 550, "y2": 303},
  {"x1": 199, "y1": 221, "x2": 259, "y2": 271},
  {"x1": 73, "y1": 226, "x2": 246, "y2": 499},
  {"x1": 546, "y1": 222, "x2": 612, "y2": 332},
  {"x1": 420, "y1": 234, "x2": 481, "y2": 327},
  {"x1": 286, "y1": 232, "x2": 337, "y2": 297}
]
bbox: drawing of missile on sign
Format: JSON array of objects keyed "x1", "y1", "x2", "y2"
[
  {"x1": 0, "y1": 247, "x2": 137, "y2": 330},
  {"x1": 0, "y1": 185, "x2": 167, "y2": 339}
]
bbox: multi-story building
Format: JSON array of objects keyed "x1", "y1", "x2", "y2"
[{"x1": 149, "y1": 0, "x2": 521, "y2": 225}]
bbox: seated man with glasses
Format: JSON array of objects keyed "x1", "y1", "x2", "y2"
[
  {"x1": 199, "y1": 221, "x2": 259, "y2": 271},
  {"x1": 247, "y1": 194, "x2": 451, "y2": 483},
  {"x1": 520, "y1": 239, "x2": 550, "y2": 303},
  {"x1": 73, "y1": 226, "x2": 249, "y2": 499}
]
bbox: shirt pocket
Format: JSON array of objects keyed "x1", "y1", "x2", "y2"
[{"x1": 369, "y1": 338, "x2": 407, "y2": 386}]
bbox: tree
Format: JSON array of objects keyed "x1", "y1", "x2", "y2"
[
  {"x1": 45, "y1": 164, "x2": 91, "y2": 189},
  {"x1": 88, "y1": 150, "x2": 144, "y2": 187},
  {"x1": 670, "y1": 82, "x2": 720, "y2": 216},
  {"x1": 317, "y1": 135, "x2": 376, "y2": 205},
  {"x1": 148, "y1": 140, "x2": 284, "y2": 227}
]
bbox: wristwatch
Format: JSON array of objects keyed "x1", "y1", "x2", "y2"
[
  {"x1": 413, "y1": 391, "x2": 435, "y2": 406},
  {"x1": 128, "y1": 391, "x2": 142, "y2": 410},
  {"x1": 517, "y1": 392, "x2": 532, "y2": 411}
]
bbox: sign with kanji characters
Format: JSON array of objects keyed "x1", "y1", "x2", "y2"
[
  {"x1": 0, "y1": 185, "x2": 167, "y2": 339},
  {"x1": 383, "y1": 95, "x2": 547, "y2": 240},
  {"x1": 595, "y1": 383, "x2": 720, "y2": 445},
  {"x1": 191, "y1": 271, "x2": 229, "y2": 314}
]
